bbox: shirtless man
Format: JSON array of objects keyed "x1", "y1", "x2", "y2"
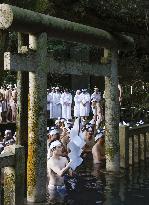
[
  {"x1": 47, "y1": 140, "x2": 72, "y2": 201},
  {"x1": 83, "y1": 126, "x2": 95, "y2": 159},
  {"x1": 47, "y1": 129, "x2": 60, "y2": 158},
  {"x1": 92, "y1": 132, "x2": 105, "y2": 164}
]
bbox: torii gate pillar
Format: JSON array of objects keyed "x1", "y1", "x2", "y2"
[
  {"x1": 105, "y1": 49, "x2": 120, "y2": 172},
  {"x1": 27, "y1": 33, "x2": 47, "y2": 202}
]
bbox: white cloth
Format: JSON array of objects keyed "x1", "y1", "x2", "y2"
[
  {"x1": 74, "y1": 94, "x2": 81, "y2": 117},
  {"x1": 80, "y1": 93, "x2": 90, "y2": 117},
  {"x1": 95, "y1": 133, "x2": 103, "y2": 141},
  {"x1": 0, "y1": 102, "x2": 2, "y2": 113},
  {"x1": 60, "y1": 92, "x2": 72, "y2": 119},
  {"x1": 50, "y1": 129, "x2": 59, "y2": 135},
  {"x1": 67, "y1": 124, "x2": 85, "y2": 170},
  {"x1": 53, "y1": 92, "x2": 62, "y2": 118}
]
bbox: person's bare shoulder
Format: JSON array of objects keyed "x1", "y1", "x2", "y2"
[
  {"x1": 60, "y1": 156, "x2": 67, "y2": 160},
  {"x1": 92, "y1": 143, "x2": 99, "y2": 151},
  {"x1": 60, "y1": 156, "x2": 68, "y2": 163},
  {"x1": 47, "y1": 157, "x2": 55, "y2": 167}
]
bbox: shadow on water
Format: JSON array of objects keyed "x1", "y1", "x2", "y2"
[
  {"x1": 1, "y1": 159, "x2": 149, "y2": 205},
  {"x1": 46, "y1": 159, "x2": 149, "y2": 205}
]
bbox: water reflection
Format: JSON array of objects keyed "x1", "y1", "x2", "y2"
[{"x1": 47, "y1": 161, "x2": 149, "y2": 205}]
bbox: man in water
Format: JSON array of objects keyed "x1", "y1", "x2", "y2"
[
  {"x1": 47, "y1": 140, "x2": 72, "y2": 202},
  {"x1": 92, "y1": 132, "x2": 105, "y2": 165},
  {"x1": 82, "y1": 126, "x2": 95, "y2": 161}
]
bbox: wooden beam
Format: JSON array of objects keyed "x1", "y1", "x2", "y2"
[
  {"x1": 4, "y1": 52, "x2": 111, "y2": 76},
  {"x1": 0, "y1": 4, "x2": 134, "y2": 50}
]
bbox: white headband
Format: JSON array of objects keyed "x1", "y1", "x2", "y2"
[
  {"x1": 50, "y1": 129, "x2": 59, "y2": 135},
  {"x1": 95, "y1": 133, "x2": 104, "y2": 141},
  {"x1": 49, "y1": 140, "x2": 61, "y2": 150},
  {"x1": 55, "y1": 120, "x2": 60, "y2": 124},
  {"x1": 89, "y1": 119, "x2": 95, "y2": 125},
  {"x1": 5, "y1": 130, "x2": 11, "y2": 135}
]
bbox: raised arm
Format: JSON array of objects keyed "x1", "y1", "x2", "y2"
[{"x1": 48, "y1": 159, "x2": 72, "y2": 177}]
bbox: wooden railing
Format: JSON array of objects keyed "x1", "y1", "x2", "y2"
[
  {"x1": 0, "y1": 145, "x2": 25, "y2": 205},
  {"x1": 119, "y1": 124, "x2": 149, "y2": 168}
]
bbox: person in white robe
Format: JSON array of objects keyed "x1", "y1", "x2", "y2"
[
  {"x1": 11, "y1": 87, "x2": 17, "y2": 102},
  {"x1": 47, "y1": 87, "x2": 55, "y2": 119},
  {"x1": 80, "y1": 89, "x2": 90, "y2": 120},
  {"x1": 60, "y1": 88, "x2": 72, "y2": 120},
  {"x1": 10, "y1": 97, "x2": 17, "y2": 122},
  {"x1": 4, "y1": 85, "x2": 12, "y2": 104},
  {"x1": 74, "y1": 90, "x2": 81, "y2": 118},
  {"x1": 118, "y1": 83, "x2": 122, "y2": 105},
  {"x1": 91, "y1": 87, "x2": 101, "y2": 120},
  {"x1": 53, "y1": 87, "x2": 62, "y2": 119},
  {"x1": 2, "y1": 97, "x2": 7, "y2": 122},
  {"x1": 0, "y1": 98, "x2": 2, "y2": 123},
  {"x1": 47, "y1": 89, "x2": 51, "y2": 119}
]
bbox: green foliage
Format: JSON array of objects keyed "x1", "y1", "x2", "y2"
[
  {"x1": 0, "y1": 71, "x2": 16, "y2": 87},
  {"x1": 122, "y1": 80, "x2": 149, "y2": 122}
]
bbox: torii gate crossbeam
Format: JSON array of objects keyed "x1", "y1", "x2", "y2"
[{"x1": 0, "y1": 4, "x2": 134, "y2": 50}]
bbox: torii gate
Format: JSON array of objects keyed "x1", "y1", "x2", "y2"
[{"x1": 0, "y1": 4, "x2": 134, "y2": 203}]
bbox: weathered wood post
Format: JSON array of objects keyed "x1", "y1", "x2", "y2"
[
  {"x1": 119, "y1": 125, "x2": 129, "y2": 168},
  {"x1": 3, "y1": 145, "x2": 25, "y2": 205},
  {"x1": 105, "y1": 49, "x2": 120, "y2": 172},
  {"x1": 27, "y1": 33, "x2": 47, "y2": 202}
]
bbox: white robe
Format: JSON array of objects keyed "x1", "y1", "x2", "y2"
[
  {"x1": 91, "y1": 92, "x2": 101, "y2": 114},
  {"x1": 80, "y1": 93, "x2": 90, "y2": 117},
  {"x1": 74, "y1": 94, "x2": 81, "y2": 117},
  {"x1": 0, "y1": 102, "x2": 2, "y2": 113},
  {"x1": 47, "y1": 93, "x2": 51, "y2": 111},
  {"x1": 47, "y1": 92, "x2": 55, "y2": 119},
  {"x1": 60, "y1": 92, "x2": 72, "y2": 119},
  {"x1": 91, "y1": 92, "x2": 101, "y2": 102},
  {"x1": 53, "y1": 92, "x2": 62, "y2": 118}
]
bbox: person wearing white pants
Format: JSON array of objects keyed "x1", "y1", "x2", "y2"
[
  {"x1": 60, "y1": 89, "x2": 72, "y2": 120},
  {"x1": 74, "y1": 90, "x2": 81, "y2": 118}
]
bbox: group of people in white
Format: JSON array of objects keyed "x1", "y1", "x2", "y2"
[
  {"x1": 0, "y1": 84, "x2": 17, "y2": 123},
  {"x1": 47, "y1": 86, "x2": 104, "y2": 126},
  {"x1": 0, "y1": 83, "x2": 104, "y2": 126}
]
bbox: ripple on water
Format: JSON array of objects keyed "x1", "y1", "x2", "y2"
[{"x1": 46, "y1": 160, "x2": 149, "y2": 205}]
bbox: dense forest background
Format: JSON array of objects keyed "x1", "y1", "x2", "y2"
[{"x1": 0, "y1": 0, "x2": 148, "y2": 121}]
